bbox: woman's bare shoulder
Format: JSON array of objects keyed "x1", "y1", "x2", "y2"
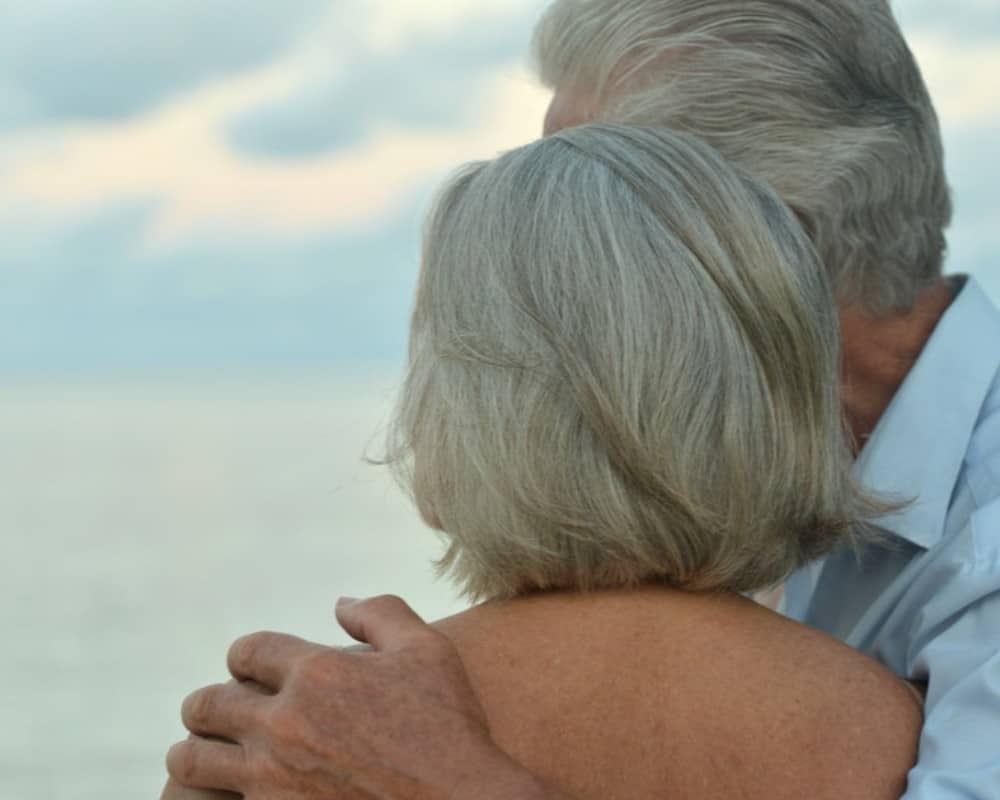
[{"x1": 434, "y1": 587, "x2": 920, "y2": 800}]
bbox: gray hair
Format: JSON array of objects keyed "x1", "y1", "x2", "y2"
[
  {"x1": 532, "y1": 0, "x2": 952, "y2": 315},
  {"x1": 386, "y1": 124, "x2": 885, "y2": 601}
]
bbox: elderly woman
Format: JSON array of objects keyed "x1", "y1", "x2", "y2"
[
  {"x1": 377, "y1": 123, "x2": 921, "y2": 798},
  {"x1": 164, "y1": 124, "x2": 922, "y2": 799}
]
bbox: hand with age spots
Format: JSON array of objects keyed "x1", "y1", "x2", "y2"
[{"x1": 162, "y1": 596, "x2": 570, "y2": 800}]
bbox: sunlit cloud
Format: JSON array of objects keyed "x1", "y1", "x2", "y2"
[
  {"x1": 227, "y1": 5, "x2": 540, "y2": 160},
  {"x1": 908, "y1": 35, "x2": 1000, "y2": 130},
  {"x1": 0, "y1": 0, "x2": 996, "y2": 374},
  {"x1": 1, "y1": 58, "x2": 549, "y2": 253},
  {"x1": 2, "y1": 2, "x2": 994, "y2": 254},
  {"x1": 362, "y1": 0, "x2": 544, "y2": 50}
]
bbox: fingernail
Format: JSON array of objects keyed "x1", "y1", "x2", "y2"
[{"x1": 337, "y1": 596, "x2": 360, "y2": 608}]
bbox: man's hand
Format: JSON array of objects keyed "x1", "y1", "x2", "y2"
[{"x1": 164, "y1": 595, "x2": 568, "y2": 799}]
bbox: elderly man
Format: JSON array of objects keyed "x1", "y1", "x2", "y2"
[{"x1": 164, "y1": 1, "x2": 1000, "y2": 798}]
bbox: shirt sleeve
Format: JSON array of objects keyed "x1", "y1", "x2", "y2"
[{"x1": 899, "y1": 506, "x2": 1000, "y2": 798}]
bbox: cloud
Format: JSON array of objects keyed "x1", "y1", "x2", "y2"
[
  {"x1": 0, "y1": 55, "x2": 551, "y2": 249},
  {"x1": 895, "y1": 0, "x2": 1000, "y2": 43},
  {"x1": 0, "y1": 0, "x2": 555, "y2": 375},
  {"x1": 1, "y1": 0, "x2": 995, "y2": 377},
  {"x1": 0, "y1": 0, "x2": 329, "y2": 128},
  {"x1": 227, "y1": 2, "x2": 544, "y2": 159},
  {"x1": 907, "y1": 34, "x2": 1000, "y2": 130},
  {"x1": 945, "y1": 128, "x2": 1000, "y2": 301},
  {"x1": 7, "y1": 0, "x2": 986, "y2": 255},
  {"x1": 0, "y1": 202, "x2": 424, "y2": 374},
  {"x1": 358, "y1": 0, "x2": 546, "y2": 51}
]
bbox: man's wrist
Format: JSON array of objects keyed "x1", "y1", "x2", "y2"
[{"x1": 454, "y1": 748, "x2": 572, "y2": 800}]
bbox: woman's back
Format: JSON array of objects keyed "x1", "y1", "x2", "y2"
[{"x1": 436, "y1": 587, "x2": 921, "y2": 799}]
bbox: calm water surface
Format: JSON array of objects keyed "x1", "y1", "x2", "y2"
[{"x1": 1, "y1": 374, "x2": 465, "y2": 800}]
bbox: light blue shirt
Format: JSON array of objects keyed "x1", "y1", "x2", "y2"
[{"x1": 784, "y1": 276, "x2": 1000, "y2": 799}]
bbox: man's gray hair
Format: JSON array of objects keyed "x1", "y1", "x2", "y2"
[
  {"x1": 386, "y1": 124, "x2": 886, "y2": 601},
  {"x1": 532, "y1": 0, "x2": 952, "y2": 314}
]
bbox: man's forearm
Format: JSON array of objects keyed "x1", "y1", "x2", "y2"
[{"x1": 464, "y1": 756, "x2": 575, "y2": 800}]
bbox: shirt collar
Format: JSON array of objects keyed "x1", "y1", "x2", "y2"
[{"x1": 854, "y1": 276, "x2": 1000, "y2": 549}]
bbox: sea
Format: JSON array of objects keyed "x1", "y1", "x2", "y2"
[{"x1": 0, "y1": 372, "x2": 467, "y2": 800}]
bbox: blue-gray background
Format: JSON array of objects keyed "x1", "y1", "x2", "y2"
[{"x1": 1, "y1": 2, "x2": 996, "y2": 798}]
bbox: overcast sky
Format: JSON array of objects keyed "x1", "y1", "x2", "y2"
[{"x1": 1, "y1": 0, "x2": 996, "y2": 375}]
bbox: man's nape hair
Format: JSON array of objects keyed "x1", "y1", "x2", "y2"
[{"x1": 532, "y1": 0, "x2": 953, "y2": 315}]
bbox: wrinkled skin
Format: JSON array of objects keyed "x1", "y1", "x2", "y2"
[{"x1": 162, "y1": 596, "x2": 563, "y2": 800}]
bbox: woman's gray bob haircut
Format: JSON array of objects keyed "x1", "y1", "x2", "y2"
[
  {"x1": 385, "y1": 124, "x2": 886, "y2": 601},
  {"x1": 532, "y1": 0, "x2": 952, "y2": 315}
]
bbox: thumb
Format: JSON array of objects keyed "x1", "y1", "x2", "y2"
[{"x1": 335, "y1": 594, "x2": 432, "y2": 652}]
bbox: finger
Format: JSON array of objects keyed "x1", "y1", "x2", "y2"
[
  {"x1": 166, "y1": 737, "x2": 246, "y2": 794},
  {"x1": 160, "y1": 775, "x2": 241, "y2": 799},
  {"x1": 335, "y1": 594, "x2": 433, "y2": 651},
  {"x1": 182, "y1": 680, "x2": 268, "y2": 739},
  {"x1": 227, "y1": 631, "x2": 320, "y2": 688}
]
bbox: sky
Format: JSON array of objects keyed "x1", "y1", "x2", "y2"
[{"x1": 0, "y1": 0, "x2": 997, "y2": 376}]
